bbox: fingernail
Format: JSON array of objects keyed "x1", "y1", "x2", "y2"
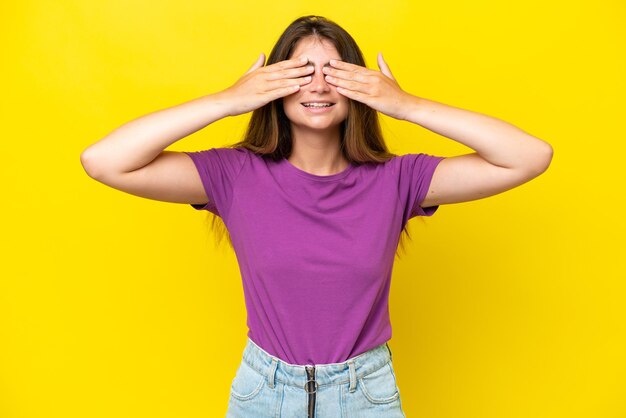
[{"x1": 330, "y1": 59, "x2": 336, "y2": 65}]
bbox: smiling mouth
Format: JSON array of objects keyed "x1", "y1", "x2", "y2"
[{"x1": 301, "y1": 102, "x2": 335, "y2": 108}]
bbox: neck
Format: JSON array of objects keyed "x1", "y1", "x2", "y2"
[{"x1": 288, "y1": 125, "x2": 348, "y2": 176}]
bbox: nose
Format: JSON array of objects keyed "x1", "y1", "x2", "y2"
[{"x1": 306, "y1": 66, "x2": 331, "y2": 93}]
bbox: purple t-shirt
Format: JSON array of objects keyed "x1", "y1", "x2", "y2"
[{"x1": 184, "y1": 147, "x2": 445, "y2": 365}]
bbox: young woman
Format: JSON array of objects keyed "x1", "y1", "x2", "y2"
[{"x1": 81, "y1": 15, "x2": 553, "y2": 418}]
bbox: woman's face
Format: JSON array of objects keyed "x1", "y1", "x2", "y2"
[{"x1": 282, "y1": 36, "x2": 349, "y2": 134}]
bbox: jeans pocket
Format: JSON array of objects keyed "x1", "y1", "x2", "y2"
[
  {"x1": 358, "y1": 361, "x2": 400, "y2": 405},
  {"x1": 230, "y1": 360, "x2": 266, "y2": 401}
]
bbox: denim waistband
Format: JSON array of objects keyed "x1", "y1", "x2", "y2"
[{"x1": 241, "y1": 337, "x2": 393, "y2": 390}]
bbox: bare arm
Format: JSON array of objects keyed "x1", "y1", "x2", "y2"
[
  {"x1": 80, "y1": 54, "x2": 314, "y2": 205},
  {"x1": 402, "y1": 97, "x2": 554, "y2": 208},
  {"x1": 322, "y1": 55, "x2": 553, "y2": 208},
  {"x1": 80, "y1": 92, "x2": 233, "y2": 178},
  {"x1": 79, "y1": 92, "x2": 234, "y2": 205}
]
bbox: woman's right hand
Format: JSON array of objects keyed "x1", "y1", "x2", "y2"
[{"x1": 219, "y1": 53, "x2": 314, "y2": 117}]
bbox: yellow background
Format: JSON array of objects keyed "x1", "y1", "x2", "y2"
[{"x1": 2, "y1": 1, "x2": 624, "y2": 417}]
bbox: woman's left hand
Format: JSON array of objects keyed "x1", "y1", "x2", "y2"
[{"x1": 323, "y1": 53, "x2": 414, "y2": 120}]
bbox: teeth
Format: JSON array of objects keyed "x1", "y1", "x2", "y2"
[{"x1": 303, "y1": 103, "x2": 333, "y2": 108}]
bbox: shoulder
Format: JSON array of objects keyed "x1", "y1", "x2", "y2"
[
  {"x1": 204, "y1": 146, "x2": 251, "y2": 158},
  {"x1": 183, "y1": 146, "x2": 252, "y2": 180},
  {"x1": 394, "y1": 152, "x2": 445, "y2": 164},
  {"x1": 394, "y1": 153, "x2": 446, "y2": 174},
  {"x1": 377, "y1": 153, "x2": 445, "y2": 173},
  {"x1": 185, "y1": 146, "x2": 251, "y2": 163}
]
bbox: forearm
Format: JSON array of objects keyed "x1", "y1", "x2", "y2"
[
  {"x1": 81, "y1": 91, "x2": 233, "y2": 176},
  {"x1": 402, "y1": 95, "x2": 553, "y2": 171}
]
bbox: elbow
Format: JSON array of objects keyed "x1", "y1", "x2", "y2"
[
  {"x1": 80, "y1": 146, "x2": 104, "y2": 180},
  {"x1": 537, "y1": 142, "x2": 554, "y2": 173},
  {"x1": 527, "y1": 142, "x2": 554, "y2": 177}
]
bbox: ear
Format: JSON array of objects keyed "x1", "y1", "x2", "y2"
[
  {"x1": 244, "y1": 53, "x2": 266, "y2": 75},
  {"x1": 377, "y1": 52, "x2": 396, "y2": 81}
]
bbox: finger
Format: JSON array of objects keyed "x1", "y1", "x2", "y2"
[
  {"x1": 267, "y1": 55, "x2": 309, "y2": 71},
  {"x1": 322, "y1": 66, "x2": 369, "y2": 83},
  {"x1": 324, "y1": 75, "x2": 370, "y2": 94},
  {"x1": 244, "y1": 53, "x2": 266, "y2": 75},
  {"x1": 329, "y1": 59, "x2": 369, "y2": 74},
  {"x1": 266, "y1": 64, "x2": 314, "y2": 81},
  {"x1": 377, "y1": 52, "x2": 396, "y2": 81},
  {"x1": 335, "y1": 86, "x2": 367, "y2": 103},
  {"x1": 266, "y1": 75, "x2": 312, "y2": 90},
  {"x1": 269, "y1": 83, "x2": 302, "y2": 100}
]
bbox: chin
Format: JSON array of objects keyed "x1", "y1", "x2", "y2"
[{"x1": 284, "y1": 108, "x2": 348, "y2": 133}]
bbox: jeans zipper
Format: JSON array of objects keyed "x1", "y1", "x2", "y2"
[{"x1": 305, "y1": 365, "x2": 316, "y2": 418}]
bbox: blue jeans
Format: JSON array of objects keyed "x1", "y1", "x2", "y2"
[{"x1": 226, "y1": 337, "x2": 406, "y2": 417}]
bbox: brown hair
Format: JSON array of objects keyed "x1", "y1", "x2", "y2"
[{"x1": 207, "y1": 15, "x2": 422, "y2": 258}]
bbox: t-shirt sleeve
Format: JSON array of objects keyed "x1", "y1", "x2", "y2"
[
  {"x1": 396, "y1": 153, "x2": 446, "y2": 223},
  {"x1": 183, "y1": 147, "x2": 248, "y2": 220}
]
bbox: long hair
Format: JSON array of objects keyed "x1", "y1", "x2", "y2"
[{"x1": 207, "y1": 15, "x2": 421, "y2": 258}]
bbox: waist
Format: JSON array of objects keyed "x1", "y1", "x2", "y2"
[{"x1": 242, "y1": 336, "x2": 393, "y2": 389}]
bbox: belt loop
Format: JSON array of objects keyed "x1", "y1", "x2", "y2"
[
  {"x1": 268, "y1": 357, "x2": 278, "y2": 389},
  {"x1": 348, "y1": 360, "x2": 357, "y2": 393}
]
